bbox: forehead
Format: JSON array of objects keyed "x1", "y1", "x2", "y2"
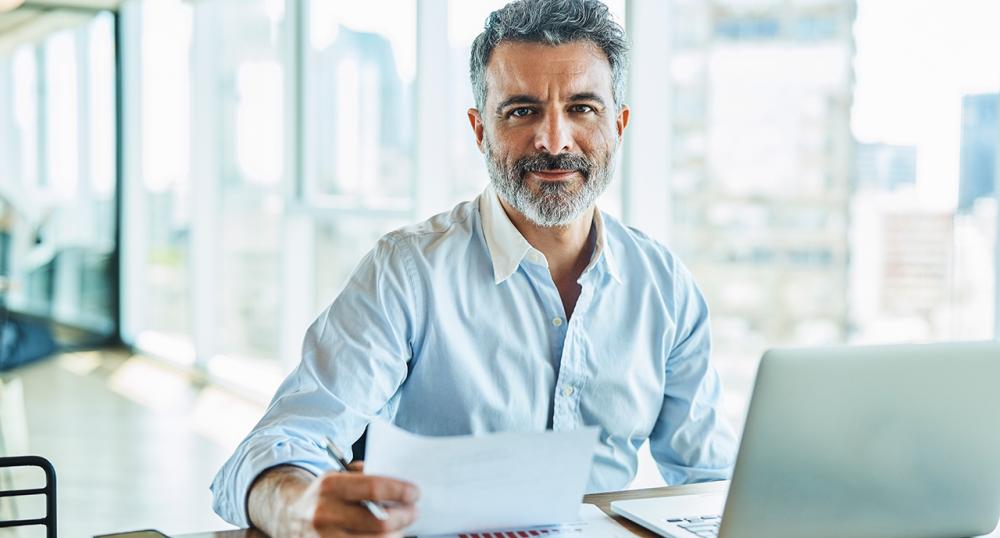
[{"x1": 485, "y1": 41, "x2": 614, "y2": 104}]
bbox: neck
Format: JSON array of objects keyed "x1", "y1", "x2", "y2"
[{"x1": 499, "y1": 198, "x2": 595, "y2": 281}]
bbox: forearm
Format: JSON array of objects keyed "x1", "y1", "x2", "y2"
[{"x1": 247, "y1": 465, "x2": 315, "y2": 536}]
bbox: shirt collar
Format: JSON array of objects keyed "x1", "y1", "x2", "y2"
[{"x1": 478, "y1": 185, "x2": 623, "y2": 285}]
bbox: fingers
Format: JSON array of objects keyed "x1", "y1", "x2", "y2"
[
  {"x1": 347, "y1": 461, "x2": 364, "y2": 472},
  {"x1": 308, "y1": 472, "x2": 420, "y2": 536},
  {"x1": 321, "y1": 473, "x2": 420, "y2": 505}
]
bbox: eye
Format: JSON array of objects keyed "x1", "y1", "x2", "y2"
[
  {"x1": 570, "y1": 104, "x2": 595, "y2": 114},
  {"x1": 508, "y1": 107, "x2": 535, "y2": 118}
]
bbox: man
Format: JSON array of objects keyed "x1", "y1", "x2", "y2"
[{"x1": 211, "y1": 0, "x2": 737, "y2": 535}]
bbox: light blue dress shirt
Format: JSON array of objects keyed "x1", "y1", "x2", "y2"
[{"x1": 211, "y1": 186, "x2": 737, "y2": 527}]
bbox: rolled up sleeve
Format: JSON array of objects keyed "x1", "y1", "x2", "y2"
[{"x1": 210, "y1": 236, "x2": 421, "y2": 527}]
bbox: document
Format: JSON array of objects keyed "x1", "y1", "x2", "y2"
[
  {"x1": 422, "y1": 504, "x2": 633, "y2": 538},
  {"x1": 364, "y1": 420, "x2": 600, "y2": 536}
]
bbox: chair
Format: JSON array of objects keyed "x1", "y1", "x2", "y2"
[{"x1": 0, "y1": 455, "x2": 57, "y2": 537}]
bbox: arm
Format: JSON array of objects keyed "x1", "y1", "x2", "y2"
[
  {"x1": 211, "y1": 236, "x2": 425, "y2": 528},
  {"x1": 247, "y1": 465, "x2": 419, "y2": 537},
  {"x1": 648, "y1": 265, "x2": 738, "y2": 484}
]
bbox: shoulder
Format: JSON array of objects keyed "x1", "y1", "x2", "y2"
[
  {"x1": 601, "y1": 211, "x2": 694, "y2": 285},
  {"x1": 372, "y1": 198, "x2": 481, "y2": 264}
]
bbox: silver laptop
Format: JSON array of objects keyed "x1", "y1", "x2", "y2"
[{"x1": 612, "y1": 342, "x2": 1000, "y2": 538}]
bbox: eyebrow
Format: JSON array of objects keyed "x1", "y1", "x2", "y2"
[
  {"x1": 495, "y1": 95, "x2": 542, "y2": 114},
  {"x1": 567, "y1": 92, "x2": 607, "y2": 108},
  {"x1": 494, "y1": 92, "x2": 608, "y2": 115}
]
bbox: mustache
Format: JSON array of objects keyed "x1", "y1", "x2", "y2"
[{"x1": 514, "y1": 153, "x2": 593, "y2": 179}]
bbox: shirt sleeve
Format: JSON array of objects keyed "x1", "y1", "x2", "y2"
[
  {"x1": 210, "y1": 236, "x2": 421, "y2": 527},
  {"x1": 648, "y1": 263, "x2": 738, "y2": 485}
]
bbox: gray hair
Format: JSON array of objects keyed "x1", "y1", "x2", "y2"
[{"x1": 469, "y1": 0, "x2": 629, "y2": 112}]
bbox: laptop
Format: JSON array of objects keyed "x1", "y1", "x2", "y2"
[{"x1": 611, "y1": 341, "x2": 1000, "y2": 538}]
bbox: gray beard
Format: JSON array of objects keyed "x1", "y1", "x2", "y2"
[{"x1": 484, "y1": 138, "x2": 616, "y2": 228}]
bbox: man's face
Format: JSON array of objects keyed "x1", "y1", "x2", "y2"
[{"x1": 469, "y1": 41, "x2": 629, "y2": 228}]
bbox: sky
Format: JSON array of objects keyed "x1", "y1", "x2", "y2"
[{"x1": 852, "y1": 0, "x2": 1000, "y2": 210}]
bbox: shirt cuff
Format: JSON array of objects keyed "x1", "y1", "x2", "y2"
[{"x1": 211, "y1": 437, "x2": 331, "y2": 528}]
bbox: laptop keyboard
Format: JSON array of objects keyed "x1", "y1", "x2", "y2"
[{"x1": 668, "y1": 514, "x2": 721, "y2": 537}]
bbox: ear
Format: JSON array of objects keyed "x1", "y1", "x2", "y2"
[
  {"x1": 468, "y1": 108, "x2": 486, "y2": 152},
  {"x1": 616, "y1": 104, "x2": 630, "y2": 140}
]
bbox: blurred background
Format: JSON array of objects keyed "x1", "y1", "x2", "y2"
[{"x1": 0, "y1": 0, "x2": 997, "y2": 535}]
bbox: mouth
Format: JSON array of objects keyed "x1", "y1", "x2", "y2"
[{"x1": 528, "y1": 169, "x2": 580, "y2": 182}]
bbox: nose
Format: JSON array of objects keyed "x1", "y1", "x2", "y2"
[{"x1": 533, "y1": 110, "x2": 574, "y2": 155}]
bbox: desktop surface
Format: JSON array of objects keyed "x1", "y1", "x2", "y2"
[
  {"x1": 172, "y1": 479, "x2": 1000, "y2": 538},
  {"x1": 176, "y1": 481, "x2": 728, "y2": 537}
]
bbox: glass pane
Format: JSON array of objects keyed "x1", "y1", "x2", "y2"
[
  {"x1": 11, "y1": 45, "x2": 38, "y2": 189},
  {"x1": 850, "y1": 0, "x2": 999, "y2": 343},
  {"x1": 305, "y1": 0, "x2": 416, "y2": 205},
  {"x1": 445, "y1": 0, "x2": 627, "y2": 215},
  {"x1": 44, "y1": 30, "x2": 79, "y2": 196},
  {"x1": 137, "y1": 0, "x2": 194, "y2": 356},
  {"x1": 662, "y1": 0, "x2": 1000, "y2": 434},
  {"x1": 313, "y1": 216, "x2": 409, "y2": 313},
  {"x1": 90, "y1": 13, "x2": 116, "y2": 199},
  {"x1": 213, "y1": 0, "x2": 286, "y2": 367},
  {"x1": 0, "y1": 14, "x2": 117, "y2": 337}
]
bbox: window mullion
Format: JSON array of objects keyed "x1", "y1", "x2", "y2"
[
  {"x1": 414, "y1": 0, "x2": 449, "y2": 221},
  {"x1": 623, "y1": 0, "x2": 673, "y2": 244}
]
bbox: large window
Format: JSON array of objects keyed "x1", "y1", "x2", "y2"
[
  {"x1": 659, "y1": 0, "x2": 1000, "y2": 428},
  {"x1": 0, "y1": 12, "x2": 117, "y2": 337},
  {"x1": 124, "y1": 0, "x2": 419, "y2": 395}
]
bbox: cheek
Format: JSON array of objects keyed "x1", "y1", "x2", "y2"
[
  {"x1": 577, "y1": 122, "x2": 618, "y2": 155},
  {"x1": 494, "y1": 125, "x2": 537, "y2": 152},
  {"x1": 490, "y1": 128, "x2": 538, "y2": 161}
]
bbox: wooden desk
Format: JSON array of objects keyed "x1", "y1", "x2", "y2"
[{"x1": 178, "y1": 481, "x2": 728, "y2": 537}]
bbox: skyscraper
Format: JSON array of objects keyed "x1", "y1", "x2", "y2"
[{"x1": 958, "y1": 93, "x2": 999, "y2": 213}]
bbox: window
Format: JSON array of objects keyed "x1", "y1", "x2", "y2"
[
  {"x1": 112, "y1": 0, "x2": 1000, "y2": 488},
  {"x1": 659, "y1": 0, "x2": 1000, "y2": 436},
  {"x1": 305, "y1": 0, "x2": 416, "y2": 206},
  {"x1": 128, "y1": 0, "x2": 195, "y2": 363},
  {"x1": 0, "y1": 13, "x2": 116, "y2": 336},
  {"x1": 303, "y1": 0, "x2": 419, "y2": 334}
]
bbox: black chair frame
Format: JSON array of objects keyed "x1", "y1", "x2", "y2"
[{"x1": 0, "y1": 455, "x2": 57, "y2": 537}]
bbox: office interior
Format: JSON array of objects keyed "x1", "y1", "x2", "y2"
[{"x1": 0, "y1": 0, "x2": 998, "y2": 535}]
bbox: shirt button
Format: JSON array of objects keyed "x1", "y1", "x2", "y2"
[
  {"x1": 562, "y1": 386, "x2": 574, "y2": 397},
  {"x1": 552, "y1": 317, "x2": 563, "y2": 327}
]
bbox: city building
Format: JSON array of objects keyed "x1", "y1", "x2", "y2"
[{"x1": 958, "y1": 93, "x2": 999, "y2": 213}]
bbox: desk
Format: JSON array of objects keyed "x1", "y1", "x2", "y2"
[{"x1": 177, "y1": 480, "x2": 728, "y2": 537}]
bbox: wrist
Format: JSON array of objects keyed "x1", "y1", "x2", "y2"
[{"x1": 248, "y1": 465, "x2": 315, "y2": 535}]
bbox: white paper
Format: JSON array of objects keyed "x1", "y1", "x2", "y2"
[
  {"x1": 364, "y1": 420, "x2": 599, "y2": 536},
  {"x1": 421, "y1": 504, "x2": 633, "y2": 538}
]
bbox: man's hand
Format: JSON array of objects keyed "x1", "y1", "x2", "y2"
[{"x1": 248, "y1": 463, "x2": 420, "y2": 537}]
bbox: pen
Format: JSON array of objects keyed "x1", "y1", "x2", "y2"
[{"x1": 324, "y1": 437, "x2": 390, "y2": 521}]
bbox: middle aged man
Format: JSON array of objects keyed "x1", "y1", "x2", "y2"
[{"x1": 211, "y1": 0, "x2": 737, "y2": 535}]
